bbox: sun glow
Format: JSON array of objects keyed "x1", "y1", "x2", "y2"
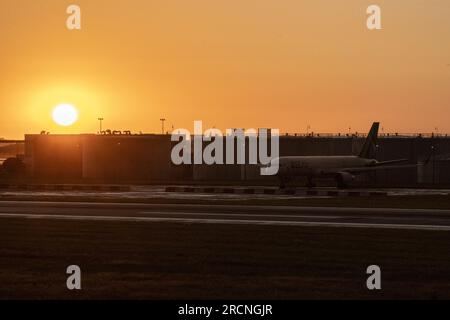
[{"x1": 52, "y1": 104, "x2": 79, "y2": 126}]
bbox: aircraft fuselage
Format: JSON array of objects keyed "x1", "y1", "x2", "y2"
[{"x1": 276, "y1": 156, "x2": 376, "y2": 178}]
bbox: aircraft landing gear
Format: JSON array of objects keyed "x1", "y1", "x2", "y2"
[
  {"x1": 336, "y1": 182, "x2": 347, "y2": 189},
  {"x1": 306, "y1": 177, "x2": 316, "y2": 189},
  {"x1": 279, "y1": 177, "x2": 287, "y2": 189},
  {"x1": 335, "y1": 176, "x2": 348, "y2": 189}
]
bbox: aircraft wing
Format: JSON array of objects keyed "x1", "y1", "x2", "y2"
[
  {"x1": 342, "y1": 152, "x2": 433, "y2": 174},
  {"x1": 341, "y1": 163, "x2": 420, "y2": 175},
  {"x1": 375, "y1": 159, "x2": 409, "y2": 166}
]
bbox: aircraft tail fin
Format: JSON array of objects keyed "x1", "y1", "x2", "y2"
[{"x1": 359, "y1": 122, "x2": 379, "y2": 159}]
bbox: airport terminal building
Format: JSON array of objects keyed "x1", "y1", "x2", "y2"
[{"x1": 24, "y1": 132, "x2": 450, "y2": 186}]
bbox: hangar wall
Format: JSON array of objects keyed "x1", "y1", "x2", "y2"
[{"x1": 24, "y1": 133, "x2": 450, "y2": 186}]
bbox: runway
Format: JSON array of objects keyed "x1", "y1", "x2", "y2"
[
  {"x1": 0, "y1": 201, "x2": 450, "y2": 231},
  {"x1": 1, "y1": 200, "x2": 449, "y2": 299}
]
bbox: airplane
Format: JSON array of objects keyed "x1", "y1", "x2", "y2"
[{"x1": 264, "y1": 122, "x2": 430, "y2": 189}]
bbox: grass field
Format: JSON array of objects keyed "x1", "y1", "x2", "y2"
[{"x1": 0, "y1": 217, "x2": 449, "y2": 299}]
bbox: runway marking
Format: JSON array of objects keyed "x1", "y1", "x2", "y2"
[
  {"x1": 2, "y1": 201, "x2": 450, "y2": 215},
  {"x1": 138, "y1": 211, "x2": 342, "y2": 219},
  {"x1": 0, "y1": 213, "x2": 449, "y2": 231}
]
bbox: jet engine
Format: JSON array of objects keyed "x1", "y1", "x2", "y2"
[{"x1": 335, "y1": 172, "x2": 355, "y2": 188}]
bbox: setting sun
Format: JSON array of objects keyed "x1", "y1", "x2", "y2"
[{"x1": 52, "y1": 104, "x2": 78, "y2": 127}]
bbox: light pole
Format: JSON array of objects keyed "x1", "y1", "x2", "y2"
[
  {"x1": 97, "y1": 117, "x2": 104, "y2": 133},
  {"x1": 160, "y1": 118, "x2": 166, "y2": 134},
  {"x1": 431, "y1": 145, "x2": 436, "y2": 185}
]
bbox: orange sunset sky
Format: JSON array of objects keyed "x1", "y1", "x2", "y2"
[{"x1": 1, "y1": 0, "x2": 450, "y2": 139}]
